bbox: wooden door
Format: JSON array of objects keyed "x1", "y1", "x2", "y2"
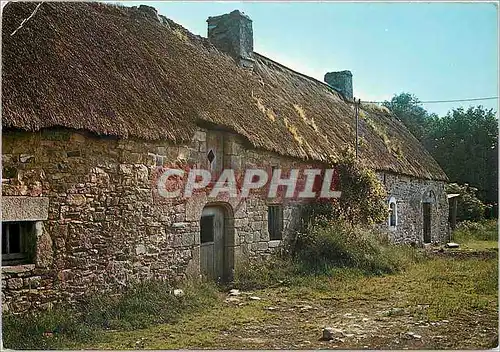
[
  {"x1": 423, "y1": 203, "x2": 431, "y2": 243},
  {"x1": 200, "y1": 207, "x2": 225, "y2": 281}
]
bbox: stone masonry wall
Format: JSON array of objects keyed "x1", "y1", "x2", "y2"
[
  {"x1": 1, "y1": 127, "x2": 449, "y2": 314},
  {"x1": 1, "y1": 128, "x2": 310, "y2": 313},
  {"x1": 376, "y1": 171, "x2": 449, "y2": 245}
]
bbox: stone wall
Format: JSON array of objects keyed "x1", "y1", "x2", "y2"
[
  {"x1": 376, "y1": 171, "x2": 449, "y2": 245},
  {"x1": 1, "y1": 128, "x2": 309, "y2": 313},
  {"x1": 1, "y1": 127, "x2": 449, "y2": 314}
]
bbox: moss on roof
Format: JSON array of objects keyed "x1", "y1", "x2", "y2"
[{"x1": 2, "y1": 2, "x2": 447, "y2": 181}]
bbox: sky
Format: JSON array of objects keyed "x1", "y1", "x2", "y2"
[{"x1": 115, "y1": 1, "x2": 499, "y2": 116}]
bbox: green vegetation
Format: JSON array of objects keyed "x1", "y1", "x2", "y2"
[
  {"x1": 383, "y1": 93, "x2": 498, "y2": 207},
  {"x1": 72, "y1": 255, "x2": 497, "y2": 350},
  {"x1": 447, "y1": 183, "x2": 487, "y2": 222},
  {"x1": 452, "y1": 219, "x2": 498, "y2": 244},
  {"x1": 2, "y1": 279, "x2": 219, "y2": 350},
  {"x1": 326, "y1": 150, "x2": 388, "y2": 226}
]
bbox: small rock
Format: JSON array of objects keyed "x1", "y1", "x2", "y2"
[
  {"x1": 173, "y1": 289, "x2": 184, "y2": 297},
  {"x1": 322, "y1": 327, "x2": 343, "y2": 340},
  {"x1": 20, "y1": 154, "x2": 34, "y2": 163},
  {"x1": 249, "y1": 296, "x2": 261, "y2": 300},
  {"x1": 229, "y1": 289, "x2": 240, "y2": 296},
  {"x1": 225, "y1": 297, "x2": 240, "y2": 303},
  {"x1": 407, "y1": 332, "x2": 422, "y2": 339},
  {"x1": 266, "y1": 306, "x2": 278, "y2": 310}
]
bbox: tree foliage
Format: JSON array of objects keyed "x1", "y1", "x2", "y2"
[
  {"x1": 383, "y1": 93, "x2": 498, "y2": 206},
  {"x1": 382, "y1": 93, "x2": 438, "y2": 141},
  {"x1": 446, "y1": 183, "x2": 486, "y2": 222},
  {"x1": 426, "y1": 106, "x2": 498, "y2": 204}
]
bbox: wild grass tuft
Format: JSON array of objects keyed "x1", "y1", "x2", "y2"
[
  {"x1": 2, "y1": 278, "x2": 219, "y2": 350},
  {"x1": 453, "y1": 219, "x2": 498, "y2": 243}
]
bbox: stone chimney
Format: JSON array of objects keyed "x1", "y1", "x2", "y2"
[
  {"x1": 136, "y1": 5, "x2": 161, "y2": 22},
  {"x1": 324, "y1": 71, "x2": 353, "y2": 100},
  {"x1": 207, "y1": 10, "x2": 254, "y2": 68}
]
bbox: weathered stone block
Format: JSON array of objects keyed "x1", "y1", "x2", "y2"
[
  {"x1": 2, "y1": 196, "x2": 49, "y2": 221},
  {"x1": 181, "y1": 233, "x2": 195, "y2": 247},
  {"x1": 7, "y1": 278, "x2": 23, "y2": 290},
  {"x1": 256, "y1": 242, "x2": 269, "y2": 251},
  {"x1": 194, "y1": 131, "x2": 207, "y2": 142}
]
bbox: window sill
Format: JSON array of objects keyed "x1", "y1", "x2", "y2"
[
  {"x1": 269, "y1": 240, "x2": 281, "y2": 247},
  {"x1": 1, "y1": 264, "x2": 36, "y2": 274}
]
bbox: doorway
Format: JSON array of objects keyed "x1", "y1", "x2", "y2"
[
  {"x1": 199, "y1": 205, "x2": 233, "y2": 282},
  {"x1": 423, "y1": 202, "x2": 432, "y2": 243}
]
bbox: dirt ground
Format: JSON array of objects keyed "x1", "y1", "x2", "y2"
[{"x1": 81, "y1": 248, "x2": 498, "y2": 350}]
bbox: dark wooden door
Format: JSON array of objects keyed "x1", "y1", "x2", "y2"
[
  {"x1": 200, "y1": 207, "x2": 225, "y2": 281},
  {"x1": 423, "y1": 203, "x2": 431, "y2": 243}
]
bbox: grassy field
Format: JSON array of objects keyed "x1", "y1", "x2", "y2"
[
  {"x1": 4, "y1": 220, "x2": 497, "y2": 350},
  {"x1": 69, "y1": 248, "x2": 498, "y2": 350}
]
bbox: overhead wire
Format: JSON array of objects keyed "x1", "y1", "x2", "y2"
[{"x1": 361, "y1": 96, "x2": 498, "y2": 104}]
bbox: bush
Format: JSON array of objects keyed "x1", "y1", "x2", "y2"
[
  {"x1": 233, "y1": 256, "x2": 299, "y2": 290},
  {"x1": 293, "y1": 221, "x2": 424, "y2": 275},
  {"x1": 234, "y1": 219, "x2": 425, "y2": 291},
  {"x1": 453, "y1": 219, "x2": 498, "y2": 242},
  {"x1": 327, "y1": 150, "x2": 388, "y2": 226},
  {"x1": 446, "y1": 183, "x2": 486, "y2": 222},
  {"x1": 2, "y1": 278, "x2": 219, "y2": 350}
]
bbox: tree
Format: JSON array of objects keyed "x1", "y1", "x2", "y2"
[
  {"x1": 426, "y1": 106, "x2": 498, "y2": 204},
  {"x1": 382, "y1": 93, "x2": 436, "y2": 141},
  {"x1": 383, "y1": 93, "x2": 498, "y2": 206},
  {"x1": 446, "y1": 183, "x2": 486, "y2": 221}
]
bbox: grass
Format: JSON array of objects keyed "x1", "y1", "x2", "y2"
[
  {"x1": 3, "y1": 220, "x2": 497, "y2": 350},
  {"x1": 74, "y1": 254, "x2": 497, "y2": 350},
  {"x1": 2, "y1": 278, "x2": 219, "y2": 350},
  {"x1": 452, "y1": 219, "x2": 498, "y2": 243}
]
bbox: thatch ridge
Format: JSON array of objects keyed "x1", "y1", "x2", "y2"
[{"x1": 2, "y1": 2, "x2": 447, "y2": 181}]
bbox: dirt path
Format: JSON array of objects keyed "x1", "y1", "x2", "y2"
[{"x1": 84, "y1": 253, "x2": 498, "y2": 350}]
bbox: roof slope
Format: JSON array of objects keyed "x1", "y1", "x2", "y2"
[{"x1": 2, "y1": 2, "x2": 447, "y2": 181}]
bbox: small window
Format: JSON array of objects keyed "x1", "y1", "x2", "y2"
[
  {"x1": 388, "y1": 197, "x2": 397, "y2": 228},
  {"x1": 2, "y1": 221, "x2": 36, "y2": 266},
  {"x1": 200, "y1": 215, "x2": 214, "y2": 243},
  {"x1": 268, "y1": 205, "x2": 283, "y2": 240}
]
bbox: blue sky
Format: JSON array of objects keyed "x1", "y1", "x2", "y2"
[{"x1": 116, "y1": 1, "x2": 498, "y2": 116}]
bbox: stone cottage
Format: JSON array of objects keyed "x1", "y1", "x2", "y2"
[{"x1": 1, "y1": 2, "x2": 448, "y2": 313}]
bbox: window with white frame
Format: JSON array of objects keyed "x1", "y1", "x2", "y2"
[{"x1": 388, "y1": 197, "x2": 397, "y2": 227}]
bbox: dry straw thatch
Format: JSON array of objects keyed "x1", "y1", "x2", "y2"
[{"x1": 2, "y1": 2, "x2": 447, "y2": 181}]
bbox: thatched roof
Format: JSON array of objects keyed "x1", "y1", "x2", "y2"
[{"x1": 2, "y1": 2, "x2": 447, "y2": 181}]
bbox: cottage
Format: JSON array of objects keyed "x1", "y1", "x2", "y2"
[{"x1": 1, "y1": 2, "x2": 449, "y2": 313}]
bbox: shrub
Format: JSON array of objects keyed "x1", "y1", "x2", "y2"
[
  {"x1": 453, "y1": 219, "x2": 498, "y2": 242},
  {"x1": 446, "y1": 183, "x2": 486, "y2": 222},
  {"x1": 327, "y1": 150, "x2": 388, "y2": 226},
  {"x1": 293, "y1": 220, "x2": 424, "y2": 275}
]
